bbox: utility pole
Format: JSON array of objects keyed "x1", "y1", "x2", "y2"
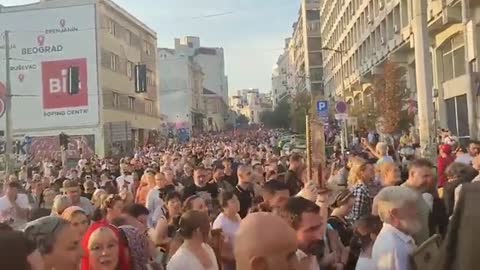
[
  {"x1": 412, "y1": 0, "x2": 435, "y2": 159},
  {"x1": 4, "y1": 30, "x2": 13, "y2": 175}
]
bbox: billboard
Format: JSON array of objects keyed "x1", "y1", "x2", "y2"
[{"x1": 0, "y1": 4, "x2": 99, "y2": 130}]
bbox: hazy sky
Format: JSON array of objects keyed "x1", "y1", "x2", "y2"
[{"x1": 3, "y1": 0, "x2": 299, "y2": 94}]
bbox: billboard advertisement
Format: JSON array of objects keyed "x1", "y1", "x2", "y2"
[{"x1": 0, "y1": 4, "x2": 99, "y2": 130}]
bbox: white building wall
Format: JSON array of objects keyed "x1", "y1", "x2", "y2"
[
  {"x1": 157, "y1": 49, "x2": 193, "y2": 128},
  {"x1": 194, "y1": 50, "x2": 228, "y2": 102}
]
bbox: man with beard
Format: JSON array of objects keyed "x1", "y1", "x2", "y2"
[
  {"x1": 234, "y1": 165, "x2": 255, "y2": 218},
  {"x1": 283, "y1": 196, "x2": 325, "y2": 270},
  {"x1": 234, "y1": 212, "x2": 299, "y2": 270},
  {"x1": 211, "y1": 165, "x2": 234, "y2": 193},
  {"x1": 116, "y1": 163, "x2": 134, "y2": 192},
  {"x1": 372, "y1": 186, "x2": 421, "y2": 270},
  {"x1": 285, "y1": 153, "x2": 304, "y2": 196},
  {"x1": 223, "y1": 158, "x2": 238, "y2": 187},
  {"x1": 179, "y1": 163, "x2": 194, "y2": 187},
  {"x1": 183, "y1": 166, "x2": 219, "y2": 211},
  {"x1": 261, "y1": 180, "x2": 290, "y2": 212}
]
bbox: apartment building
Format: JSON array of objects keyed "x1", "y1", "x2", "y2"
[
  {"x1": 271, "y1": 39, "x2": 293, "y2": 109},
  {"x1": 0, "y1": 0, "x2": 162, "y2": 159},
  {"x1": 230, "y1": 89, "x2": 272, "y2": 124},
  {"x1": 287, "y1": 0, "x2": 324, "y2": 96},
  {"x1": 320, "y1": 0, "x2": 480, "y2": 139},
  {"x1": 157, "y1": 47, "x2": 205, "y2": 135},
  {"x1": 158, "y1": 36, "x2": 229, "y2": 133}
]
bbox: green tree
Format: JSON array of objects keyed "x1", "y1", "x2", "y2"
[
  {"x1": 236, "y1": 114, "x2": 250, "y2": 125},
  {"x1": 290, "y1": 91, "x2": 310, "y2": 133},
  {"x1": 349, "y1": 97, "x2": 378, "y2": 131},
  {"x1": 260, "y1": 99, "x2": 290, "y2": 128},
  {"x1": 373, "y1": 61, "x2": 413, "y2": 134}
]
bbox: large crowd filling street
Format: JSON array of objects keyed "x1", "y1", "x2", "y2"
[{"x1": 0, "y1": 128, "x2": 480, "y2": 270}]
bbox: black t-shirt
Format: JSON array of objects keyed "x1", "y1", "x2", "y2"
[
  {"x1": 179, "y1": 175, "x2": 194, "y2": 187},
  {"x1": 234, "y1": 185, "x2": 254, "y2": 219},
  {"x1": 224, "y1": 172, "x2": 238, "y2": 187},
  {"x1": 159, "y1": 184, "x2": 176, "y2": 201},
  {"x1": 183, "y1": 182, "x2": 219, "y2": 200}
]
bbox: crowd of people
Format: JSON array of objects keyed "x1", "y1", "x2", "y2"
[{"x1": 0, "y1": 128, "x2": 479, "y2": 270}]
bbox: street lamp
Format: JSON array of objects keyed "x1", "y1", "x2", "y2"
[{"x1": 321, "y1": 47, "x2": 349, "y2": 155}]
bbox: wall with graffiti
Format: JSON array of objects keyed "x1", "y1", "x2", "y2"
[{"x1": 17, "y1": 135, "x2": 95, "y2": 164}]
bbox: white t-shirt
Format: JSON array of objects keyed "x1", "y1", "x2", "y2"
[
  {"x1": 146, "y1": 188, "x2": 165, "y2": 228},
  {"x1": 116, "y1": 175, "x2": 134, "y2": 192},
  {"x1": 167, "y1": 243, "x2": 219, "y2": 270},
  {"x1": 0, "y1": 194, "x2": 30, "y2": 229},
  {"x1": 212, "y1": 213, "x2": 240, "y2": 244},
  {"x1": 356, "y1": 256, "x2": 375, "y2": 270}
]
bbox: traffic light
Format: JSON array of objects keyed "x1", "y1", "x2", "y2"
[
  {"x1": 134, "y1": 64, "x2": 147, "y2": 93},
  {"x1": 68, "y1": 66, "x2": 80, "y2": 95},
  {"x1": 59, "y1": 132, "x2": 69, "y2": 149}
]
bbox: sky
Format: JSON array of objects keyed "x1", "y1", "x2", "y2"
[{"x1": 3, "y1": 0, "x2": 299, "y2": 95}]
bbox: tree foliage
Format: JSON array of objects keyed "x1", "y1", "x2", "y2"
[
  {"x1": 236, "y1": 114, "x2": 250, "y2": 125},
  {"x1": 260, "y1": 99, "x2": 290, "y2": 129},
  {"x1": 290, "y1": 91, "x2": 310, "y2": 133},
  {"x1": 372, "y1": 61, "x2": 412, "y2": 134},
  {"x1": 349, "y1": 97, "x2": 378, "y2": 131}
]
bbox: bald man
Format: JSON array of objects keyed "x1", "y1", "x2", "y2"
[{"x1": 234, "y1": 212, "x2": 300, "y2": 270}]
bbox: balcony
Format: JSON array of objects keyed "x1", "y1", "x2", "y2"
[{"x1": 307, "y1": 21, "x2": 321, "y2": 36}]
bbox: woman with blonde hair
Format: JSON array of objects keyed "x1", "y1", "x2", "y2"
[{"x1": 348, "y1": 158, "x2": 375, "y2": 221}]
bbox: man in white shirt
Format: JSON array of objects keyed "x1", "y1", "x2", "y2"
[
  {"x1": 62, "y1": 179, "x2": 94, "y2": 217},
  {"x1": 373, "y1": 186, "x2": 422, "y2": 270},
  {"x1": 0, "y1": 181, "x2": 30, "y2": 229},
  {"x1": 116, "y1": 165, "x2": 134, "y2": 192},
  {"x1": 145, "y1": 171, "x2": 165, "y2": 227}
]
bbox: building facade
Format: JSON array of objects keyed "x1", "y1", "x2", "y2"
[
  {"x1": 230, "y1": 89, "x2": 272, "y2": 124},
  {"x1": 320, "y1": 0, "x2": 480, "y2": 140},
  {"x1": 158, "y1": 37, "x2": 228, "y2": 133},
  {"x1": 271, "y1": 38, "x2": 292, "y2": 109},
  {"x1": 0, "y1": 0, "x2": 162, "y2": 161},
  {"x1": 287, "y1": 0, "x2": 324, "y2": 96}
]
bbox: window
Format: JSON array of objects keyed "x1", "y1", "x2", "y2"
[
  {"x1": 147, "y1": 69, "x2": 155, "y2": 86},
  {"x1": 446, "y1": 95, "x2": 469, "y2": 138},
  {"x1": 145, "y1": 99, "x2": 153, "y2": 114},
  {"x1": 441, "y1": 35, "x2": 466, "y2": 82},
  {"x1": 107, "y1": 19, "x2": 116, "y2": 35},
  {"x1": 113, "y1": 92, "x2": 120, "y2": 108},
  {"x1": 144, "y1": 40, "x2": 153, "y2": 55},
  {"x1": 110, "y1": 53, "x2": 119, "y2": 71},
  {"x1": 128, "y1": 96, "x2": 135, "y2": 110},
  {"x1": 126, "y1": 61, "x2": 134, "y2": 80}
]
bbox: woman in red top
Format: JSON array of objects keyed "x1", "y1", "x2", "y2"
[{"x1": 438, "y1": 144, "x2": 455, "y2": 191}]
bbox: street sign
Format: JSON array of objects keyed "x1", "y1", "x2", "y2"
[
  {"x1": 316, "y1": 100, "x2": 329, "y2": 121},
  {"x1": 335, "y1": 113, "x2": 348, "y2": 120},
  {"x1": 335, "y1": 101, "x2": 348, "y2": 114}
]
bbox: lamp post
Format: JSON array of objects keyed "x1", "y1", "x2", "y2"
[{"x1": 321, "y1": 47, "x2": 348, "y2": 154}]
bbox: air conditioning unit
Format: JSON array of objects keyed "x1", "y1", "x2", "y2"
[
  {"x1": 379, "y1": 1, "x2": 384, "y2": 10},
  {"x1": 393, "y1": 25, "x2": 399, "y2": 33}
]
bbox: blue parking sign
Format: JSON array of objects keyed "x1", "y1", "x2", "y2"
[
  {"x1": 317, "y1": 100, "x2": 329, "y2": 121},
  {"x1": 317, "y1": 100, "x2": 328, "y2": 113}
]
